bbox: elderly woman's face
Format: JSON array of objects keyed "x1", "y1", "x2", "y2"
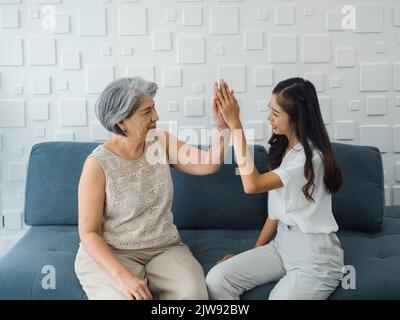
[{"x1": 122, "y1": 95, "x2": 159, "y2": 137}]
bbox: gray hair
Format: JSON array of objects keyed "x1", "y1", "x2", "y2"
[{"x1": 95, "y1": 77, "x2": 158, "y2": 136}]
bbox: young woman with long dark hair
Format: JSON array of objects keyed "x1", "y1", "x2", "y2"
[{"x1": 206, "y1": 78, "x2": 344, "y2": 300}]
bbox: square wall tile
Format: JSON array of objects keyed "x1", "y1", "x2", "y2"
[
  {"x1": 393, "y1": 186, "x2": 400, "y2": 206},
  {"x1": 335, "y1": 121, "x2": 355, "y2": 140},
  {"x1": 304, "y1": 73, "x2": 324, "y2": 92},
  {"x1": 330, "y1": 77, "x2": 342, "y2": 88},
  {"x1": 336, "y1": 48, "x2": 356, "y2": 68},
  {"x1": 210, "y1": 6, "x2": 239, "y2": 35},
  {"x1": 28, "y1": 37, "x2": 56, "y2": 65},
  {"x1": 193, "y1": 82, "x2": 204, "y2": 93},
  {"x1": 349, "y1": 99, "x2": 361, "y2": 111},
  {"x1": 8, "y1": 163, "x2": 26, "y2": 182},
  {"x1": 360, "y1": 63, "x2": 390, "y2": 92},
  {"x1": 217, "y1": 65, "x2": 246, "y2": 93},
  {"x1": 355, "y1": 4, "x2": 383, "y2": 33},
  {"x1": 182, "y1": 7, "x2": 202, "y2": 26},
  {"x1": 395, "y1": 162, "x2": 400, "y2": 181},
  {"x1": 366, "y1": 96, "x2": 387, "y2": 115},
  {"x1": 244, "y1": 31, "x2": 264, "y2": 50},
  {"x1": 59, "y1": 99, "x2": 87, "y2": 127},
  {"x1": 214, "y1": 45, "x2": 224, "y2": 56},
  {"x1": 163, "y1": 67, "x2": 182, "y2": 87},
  {"x1": 34, "y1": 127, "x2": 46, "y2": 137},
  {"x1": 302, "y1": 35, "x2": 330, "y2": 63},
  {"x1": 30, "y1": 101, "x2": 49, "y2": 121},
  {"x1": 0, "y1": 8, "x2": 20, "y2": 28},
  {"x1": 394, "y1": 125, "x2": 400, "y2": 152},
  {"x1": 79, "y1": 8, "x2": 107, "y2": 36},
  {"x1": 0, "y1": 100, "x2": 25, "y2": 128},
  {"x1": 100, "y1": 45, "x2": 111, "y2": 56},
  {"x1": 86, "y1": 66, "x2": 114, "y2": 94},
  {"x1": 12, "y1": 84, "x2": 23, "y2": 95},
  {"x1": 185, "y1": 97, "x2": 204, "y2": 117},
  {"x1": 165, "y1": 9, "x2": 177, "y2": 22},
  {"x1": 126, "y1": 65, "x2": 155, "y2": 81},
  {"x1": 52, "y1": 14, "x2": 70, "y2": 34},
  {"x1": 258, "y1": 9, "x2": 269, "y2": 21},
  {"x1": 253, "y1": 67, "x2": 273, "y2": 87},
  {"x1": 394, "y1": 63, "x2": 400, "y2": 91},
  {"x1": 178, "y1": 36, "x2": 205, "y2": 64},
  {"x1": 325, "y1": 11, "x2": 344, "y2": 31},
  {"x1": 31, "y1": 75, "x2": 51, "y2": 95},
  {"x1": 269, "y1": 35, "x2": 297, "y2": 63},
  {"x1": 274, "y1": 5, "x2": 295, "y2": 25},
  {"x1": 394, "y1": 7, "x2": 400, "y2": 26},
  {"x1": 375, "y1": 42, "x2": 386, "y2": 53},
  {"x1": 152, "y1": 32, "x2": 172, "y2": 51},
  {"x1": 168, "y1": 101, "x2": 179, "y2": 112},
  {"x1": 119, "y1": 7, "x2": 147, "y2": 35},
  {"x1": 61, "y1": 50, "x2": 80, "y2": 70},
  {"x1": 360, "y1": 125, "x2": 390, "y2": 152},
  {"x1": 3, "y1": 210, "x2": 22, "y2": 229},
  {"x1": 0, "y1": 38, "x2": 23, "y2": 66}
]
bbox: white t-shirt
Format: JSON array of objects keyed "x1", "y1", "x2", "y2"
[{"x1": 268, "y1": 142, "x2": 339, "y2": 234}]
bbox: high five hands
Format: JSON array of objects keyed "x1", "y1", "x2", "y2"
[{"x1": 212, "y1": 79, "x2": 242, "y2": 130}]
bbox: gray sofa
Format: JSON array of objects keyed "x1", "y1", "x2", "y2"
[{"x1": 0, "y1": 141, "x2": 399, "y2": 299}]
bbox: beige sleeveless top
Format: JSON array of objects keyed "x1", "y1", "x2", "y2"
[{"x1": 88, "y1": 138, "x2": 180, "y2": 250}]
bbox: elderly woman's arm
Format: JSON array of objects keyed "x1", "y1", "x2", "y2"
[
  {"x1": 162, "y1": 128, "x2": 231, "y2": 176},
  {"x1": 78, "y1": 157, "x2": 152, "y2": 300}
]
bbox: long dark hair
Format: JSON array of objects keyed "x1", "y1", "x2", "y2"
[{"x1": 267, "y1": 77, "x2": 343, "y2": 203}]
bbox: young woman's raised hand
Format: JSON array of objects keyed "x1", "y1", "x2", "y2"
[{"x1": 214, "y1": 79, "x2": 241, "y2": 129}]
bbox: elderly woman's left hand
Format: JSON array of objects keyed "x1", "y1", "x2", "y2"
[{"x1": 214, "y1": 80, "x2": 241, "y2": 129}]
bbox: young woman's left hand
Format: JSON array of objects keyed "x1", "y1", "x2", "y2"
[{"x1": 214, "y1": 79, "x2": 241, "y2": 129}]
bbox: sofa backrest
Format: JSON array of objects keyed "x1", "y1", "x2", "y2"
[
  {"x1": 24, "y1": 142, "x2": 100, "y2": 226},
  {"x1": 24, "y1": 141, "x2": 384, "y2": 232},
  {"x1": 331, "y1": 143, "x2": 384, "y2": 232}
]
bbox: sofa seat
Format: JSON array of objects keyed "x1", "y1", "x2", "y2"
[{"x1": 1, "y1": 206, "x2": 399, "y2": 300}]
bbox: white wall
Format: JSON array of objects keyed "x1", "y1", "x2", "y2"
[{"x1": 0, "y1": 0, "x2": 400, "y2": 257}]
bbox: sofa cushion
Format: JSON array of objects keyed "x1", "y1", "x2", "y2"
[{"x1": 331, "y1": 143, "x2": 384, "y2": 232}]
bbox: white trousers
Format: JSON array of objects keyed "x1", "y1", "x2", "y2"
[{"x1": 206, "y1": 221, "x2": 344, "y2": 300}]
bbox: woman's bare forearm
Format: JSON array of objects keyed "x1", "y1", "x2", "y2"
[
  {"x1": 255, "y1": 217, "x2": 278, "y2": 248},
  {"x1": 80, "y1": 232, "x2": 130, "y2": 280}
]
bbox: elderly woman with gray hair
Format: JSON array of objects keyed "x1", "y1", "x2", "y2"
[{"x1": 74, "y1": 77, "x2": 230, "y2": 300}]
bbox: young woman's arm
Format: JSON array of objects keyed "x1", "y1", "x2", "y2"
[
  {"x1": 215, "y1": 80, "x2": 283, "y2": 193},
  {"x1": 158, "y1": 82, "x2": 231, "y2": 176},
  {"x1": 254, "y1": 217, "x2": 278, "y2": 247}
]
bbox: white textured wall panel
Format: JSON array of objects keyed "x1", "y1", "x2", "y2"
[{"x1": 1, "y1": 0, "x2": 400, "y2": 256}]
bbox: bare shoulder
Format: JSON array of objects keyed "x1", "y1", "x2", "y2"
[{"x1": 80, "y1": 155, "x2": 105, "y2": 186}]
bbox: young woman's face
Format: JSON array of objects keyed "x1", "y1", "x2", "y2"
[
  {"x1": 267, "y1": 94, "x2": 293, "y2": 136},
  {"x1": 119, "y1": 95, "x2": 159, "y2": 138}
]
